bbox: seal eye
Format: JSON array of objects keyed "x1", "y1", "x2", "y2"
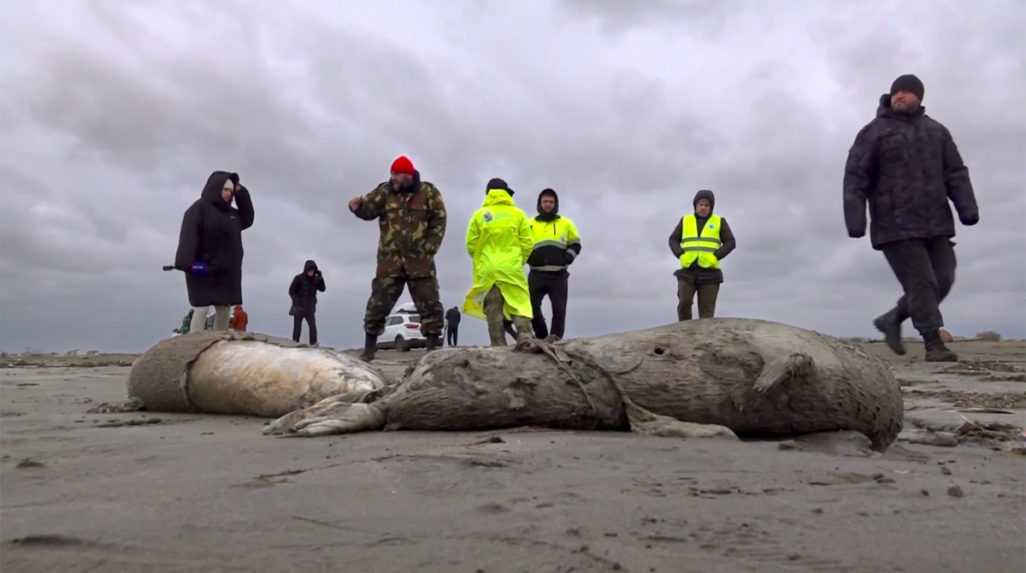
[{"x1": 653, "y1": 347, "x2": 666, "y2": 355}]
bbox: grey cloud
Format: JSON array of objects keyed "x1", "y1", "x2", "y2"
[{"x1": 1, "y1": 1, "x2": 1023, "y2": 353}]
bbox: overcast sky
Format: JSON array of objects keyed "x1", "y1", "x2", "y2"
[{"x1": 1, "y1": 0, "x2": 1023, "y2": 353}]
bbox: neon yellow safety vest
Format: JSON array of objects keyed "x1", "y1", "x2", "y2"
[
  {"x1": 529, "y1": 216, "x2": 581, "y2": 271},
  {"x1": 680, "y1": 214, "x2": 722, "y2": 269}
]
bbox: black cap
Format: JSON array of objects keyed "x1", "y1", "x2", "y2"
[
  {"x1": 486, "y1": 177, "x2": 514, "y2": 196},
  {"x1": 890, "y1": 74, "x2": 924, "y2": 101}
]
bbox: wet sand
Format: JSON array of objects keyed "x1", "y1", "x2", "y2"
[{"x1": 2, "y1": 341, "x2": 1024, "y2": 572}]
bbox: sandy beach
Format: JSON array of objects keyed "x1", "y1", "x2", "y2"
[{"x1": 2, "y1": 341, "x2": 1024, "y2": 572}]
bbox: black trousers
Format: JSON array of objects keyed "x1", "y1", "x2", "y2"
[
  {"x1": 293, "y1": 310, "x2": 318, "y2": 346},
  {"x1": 529, "y1": 270, "x2": 569, "y2": 339},
  {"x1": 446, "y1": 325, "x2": 459, "y2": 346},
  {"x1": 881, "y1": 237, "x2": 957, "y2": 335}
]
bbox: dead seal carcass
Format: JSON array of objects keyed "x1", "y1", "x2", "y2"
[
  {"x1": 127, "y1": 331, "x2": 384, "y2": 417},
  {"x1": 266, "y1": 318, "x2": 903, "y2": 450}
]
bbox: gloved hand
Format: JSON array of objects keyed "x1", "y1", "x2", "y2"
[
  {"x1": 190, "y1": 262, "x2": 210, "y2": 276},
  {"x1": 563, "y1": 251, "x2": 577, "y2": 265},
  {"x1": 959, "y1": 212, "x2": 979, "y2": 226}
]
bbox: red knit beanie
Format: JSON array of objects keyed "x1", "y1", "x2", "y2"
[{"x1": 390, "y1": 155, "x2": 416, "y2": 175}]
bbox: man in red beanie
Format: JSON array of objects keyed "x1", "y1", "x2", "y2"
[{"x1": 349, "y1": 155, "x2": 447, "y2": 361}]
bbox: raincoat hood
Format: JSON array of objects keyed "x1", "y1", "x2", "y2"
[{"x1": 483, "y1": 188, "x2": 516, "y2": 206}]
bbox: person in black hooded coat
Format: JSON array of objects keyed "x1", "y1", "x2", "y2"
[
  {"x1": 289, "y1": 260, "x2": 326, "y2": 345},
  {"x1": 174, "y1": 171, "x2": 254, "y2": 332}
]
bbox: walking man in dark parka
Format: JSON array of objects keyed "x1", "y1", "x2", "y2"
[{"x1": 844, "y1": 74, "x2": 980, "y2": 362}]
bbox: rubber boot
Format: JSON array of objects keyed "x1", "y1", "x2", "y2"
[
  {"x1": 484, "y1": 287, "x2": 508, "y2": 347},
  {"x1": 360, "y1": 333, "x2": 377, "y2": 362},
  {"x1": 513, "y1": 316, "x2": 536, "y2": 352},
  {"x1": 425, "y1": 335, "x2": 442, "y2": 352},
  {"x1": 923, "y1": 330, "x2": 958, "y2": 362},
  {"x1": 873, "y1": 309, "x2": 906, "y2": 356}
]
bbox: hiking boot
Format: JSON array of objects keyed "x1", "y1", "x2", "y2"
[
  {"x1": 425, "y1": 335, "x2": 442, "y2": 352},
  {"x1": 359, "y1": 333, "x2": 377, "y2": 362},
  {"x1": 484, "y1": 287, "x2": 508, "y2": 347},
  {"x1": 873, "y1": 310, "x2": 906, "y2": 356},
  {"x1": 923, "y1": 330, "x2": 958, "y2": 362}
]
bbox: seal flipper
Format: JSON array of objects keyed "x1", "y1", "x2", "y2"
[
  {"x1": 622, "y1": 392, "x2": 738, "y2": 440},
  {"x1": 753, "y1": 352, "x2": 815, "y2": 394},
  {"x1": 264, "y1": 396, "x2": 386, "y2": 437}
]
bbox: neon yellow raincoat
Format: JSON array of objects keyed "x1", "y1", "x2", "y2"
[{"x1": 463, "y1": 189, "x2": 534, "y2": 320}]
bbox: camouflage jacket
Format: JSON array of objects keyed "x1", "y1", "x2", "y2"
[{"x1": 354, "y1": 180, "x2": 447, "y2": 278}]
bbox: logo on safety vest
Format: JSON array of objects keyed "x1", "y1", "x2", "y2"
[{"x1": 483, "y1": 212, "x2": 493, "y2": 222}]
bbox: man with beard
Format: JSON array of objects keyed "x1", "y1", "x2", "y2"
[
  {"x1": 527, "y1": 188, "x2": 582, "y2": 341},
  {"x1": 844, "y1": 74, "x2": 979, "y2": 362},
  {"x1": 349, "y1": 156, "x2": 447, "y2": 361}
]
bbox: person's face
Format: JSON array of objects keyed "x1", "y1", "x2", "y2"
[
  {"x1": 306, "y1": 269, "x2": 315, "y2": 277},
  {"x1": 390, "y1": 173, "x2": 413, "y2": 189},
  {"x1": 540, "y1": 196, "x2": 556, "y2": 213},
  {"x1": 890, "y1": 90, "x2": 921, "y2": 113},
  {"x1": 221, "y1": 179, "x2": 236, "y2": 203},
  {"x1": 695, "y1": 199, "x2": 712, "y2": 217}
]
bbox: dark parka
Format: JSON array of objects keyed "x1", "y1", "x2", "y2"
[
  {"x1": 289, "y1": 260, "x2": 327, "y2": 313},
  {"x1": 174, "y1": 171, "x2": 254, "y2": 307},
  {"x1": 844, "y1": 94, "x2": 979, "y2": 249}
]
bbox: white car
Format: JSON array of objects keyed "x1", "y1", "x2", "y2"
[{"x1": 378, "y1": 304, "x2": 425, "y2": 351}]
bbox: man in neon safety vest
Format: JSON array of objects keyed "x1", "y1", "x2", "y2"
[
  {"x1": 527, "y1": 188, "x2": 582, "y2": 341},
  {"x1": 463, "y1": 178, "x2": 536, "y2": 348},
  {"x1": 668, "y1": 189, "x2": 736, "y2": 320}
]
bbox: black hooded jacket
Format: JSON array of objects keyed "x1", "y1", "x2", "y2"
[
  {"x1": 668, "y1": 190, "x2": 736, "y2": 284},
  {"x1": 175, "y1": 171, "x2": 254, "y2": 306},
  {"x1": 843, "y1": 94, "x2": 978, "y2": 249},
  {"x1": 289, "y1": 260, "x2": 326, "y2": 313}
]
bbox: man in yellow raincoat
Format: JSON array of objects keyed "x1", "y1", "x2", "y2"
[{"x1": 463, "y1": 178, "x2": 535, "y2": 348}]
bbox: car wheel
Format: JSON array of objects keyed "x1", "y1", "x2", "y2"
[{"x1": 396, "y1": 336, "x2": 409, "y2": 352}]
